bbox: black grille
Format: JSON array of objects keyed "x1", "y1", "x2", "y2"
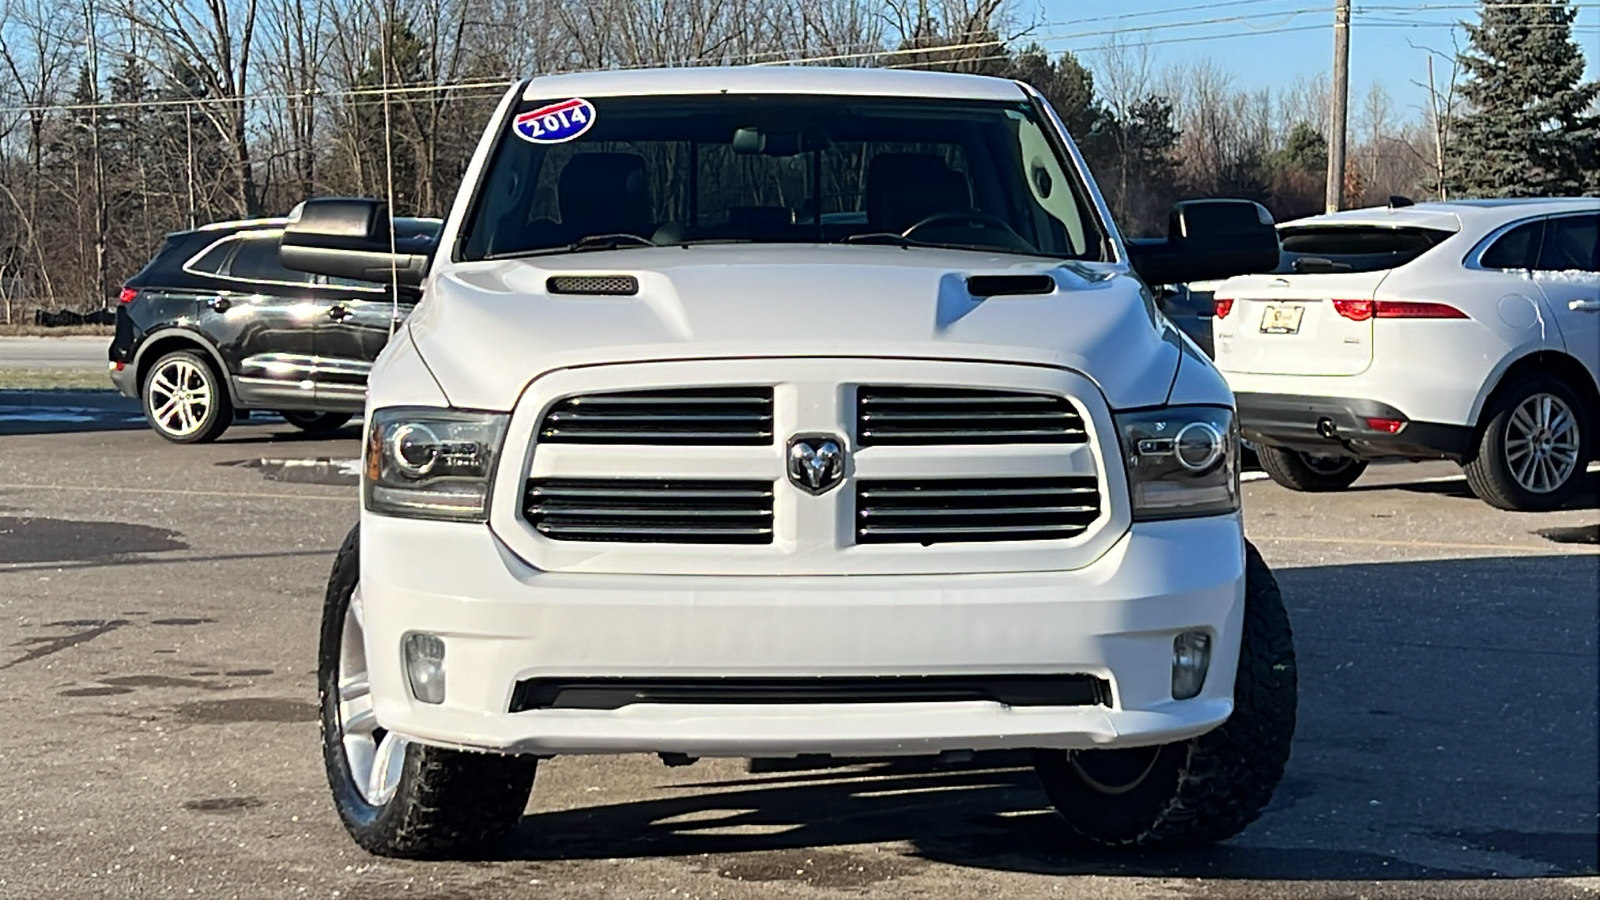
[
  {"x1": 526, "y1": 478, "x2": 773, "y2": 544},
  {"x1": 856, "y1": 387, "x2": 1087, "y2": 446},
  {"x1": 540, "y1": 388, "x2": 773, "y2": 445},
  {"x1": 856, "y1": 477, "x2": 1100, "y2": 544},
  {"x1": 546, "y1": 274, "x2": 639, "y2": 295},
  {"x1": 508, "y1": 674, "x2": 1111, "y2": 712}
]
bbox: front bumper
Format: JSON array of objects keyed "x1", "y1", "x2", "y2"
[
  {"x1": 1235, "y1": 392, "x2": 1474, "y2": 461},
  {"x1": 358, "y1": 512, "x2": 1247, "y2": 758}
]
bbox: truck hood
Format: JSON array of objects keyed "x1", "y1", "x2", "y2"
[{"x1": 406, "y1": 244, "x2": 1179, "y2": 411}]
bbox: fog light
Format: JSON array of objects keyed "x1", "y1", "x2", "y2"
[
  {"x1": 1172, "y1": 631, "x2": 1212, "y2": 700},
  {"x1": 402, "y1": 633, "x2": 446, "y2": 704}
]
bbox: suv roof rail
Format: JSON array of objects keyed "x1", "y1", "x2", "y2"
[{"x1": 197, "y1": 216, "x2": 291, "y2": 232}]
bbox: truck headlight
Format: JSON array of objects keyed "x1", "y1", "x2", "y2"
[
  {"x1": 364, "y1": 407, "x2": 508, "y2": 521},
  {"x1": 1115, "y1": 406, "x2": 1239, "y2": 520}
]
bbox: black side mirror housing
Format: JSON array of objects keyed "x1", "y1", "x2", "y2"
[
  {"x1": 279, "y1": 197, "x2": 433, "y2": 288},
  {"x1": 1125, "y1": 199, "x2": 1280, "y2": 287}
]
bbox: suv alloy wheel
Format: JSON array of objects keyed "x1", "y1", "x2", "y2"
[
  {"x1": 1465, "y1": 373, "x2": 1591, "y2": 511},
  {"x1": 141, "y1": 350, "x2": 233, "y2": 443}
]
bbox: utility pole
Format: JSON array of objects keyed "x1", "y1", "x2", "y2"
[
  {"x1": 1427, "y1": 54, "x2": 1446, "y2": 201},
  {"x1": 85, "y1": 0, "x2": 108, "y2": 311},
  {"x1": 1326, "y1": 0, "x2": 1351, "y2": 212}
]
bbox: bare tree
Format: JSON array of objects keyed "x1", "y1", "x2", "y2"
[{"x1": 121, "y1": 0, "x2": 263, "y2": 216}]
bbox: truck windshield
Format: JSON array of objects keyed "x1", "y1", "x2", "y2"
[{"x1": 458, "y1": 94, "x2": 1106, "y2": 262}]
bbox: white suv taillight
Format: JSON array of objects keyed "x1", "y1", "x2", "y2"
[{"x1": 1331, "y1": 299, "x2": 1467, "y2": 321}]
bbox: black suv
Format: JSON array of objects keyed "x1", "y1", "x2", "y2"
[{"x1": 110, "y1": 215, "x2": 440, "y2": 442}]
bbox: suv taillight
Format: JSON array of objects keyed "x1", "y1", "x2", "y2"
[
  {"x1": 1213, "y1": 298, "x2": 1234, "y2": 318},
  {"x1": 1375, "y1": 301, "x2": 1467, "y2": 319},
  {"x1": 118, "y1": 287, "x2": 138, "y2": 304},
  {"x1": 1332, "y1": 298, "x2": 1466, "y2": 321},
  {"x1": 1331, "y1": 299, "x2": 1373, "y2": 321}
]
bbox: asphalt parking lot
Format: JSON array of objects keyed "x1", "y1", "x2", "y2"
[{"x1": 1, "y1": 393, "x2": 1596, "y2": 899}]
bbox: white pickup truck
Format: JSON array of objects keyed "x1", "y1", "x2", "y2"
[{"x1": 282, "y1": 66, "x2": 1296, "y2": 858}]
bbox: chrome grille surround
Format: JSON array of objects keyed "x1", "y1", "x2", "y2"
[{"x1": 492, "y1": 359, "x2": 1126, "y2": 577}]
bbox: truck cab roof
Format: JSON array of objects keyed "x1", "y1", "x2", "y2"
[{"x1": 521, "y1": 66, "x2": 1030, "y2": 102}]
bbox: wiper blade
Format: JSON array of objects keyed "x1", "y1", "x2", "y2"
[
  {"x1": 842, "y1": 232, "x2": 914, "y2": 247},
  {"x1": 485, "y1": 233, "x2": 656, "y2": 260},
  {"x1": 569, "y1": 233, "x2": 655, "y2": 251},
  {"x1": 1291, "y1": 256, "x2": 1352, "y2": 273},
  {"x1": 841, "y1": 233, "x2": 1049, "y2": 258}
]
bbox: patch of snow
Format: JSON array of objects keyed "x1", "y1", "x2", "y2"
[{"x1": 1521, "y1": 269, "x2": 1600, "y2": 286}]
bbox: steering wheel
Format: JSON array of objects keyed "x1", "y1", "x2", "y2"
[{"x1": 901, "y1": 211, "x2": 1023, "y2": 241}]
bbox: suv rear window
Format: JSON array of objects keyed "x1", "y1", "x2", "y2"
[
  {"x1": 187, "y1": 238, "x2": 237, "y2": 276},
  {"x1": 1277, "y1": 225, "x2": 1454, "y2": 274},
  {"x1": 227, "y1": 236, "x2": 313, "y2": 284}
]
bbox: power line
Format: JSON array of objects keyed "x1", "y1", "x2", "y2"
[
  {"x1": 0, "y1": 2, "x2": 1592, "y2": 117},
  {"x1": 0, "y1": 18, "x2": 1339, "y2": 115}
]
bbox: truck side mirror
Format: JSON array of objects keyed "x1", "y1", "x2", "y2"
[
  {"x1": 1125, "y1": 199, "x2": 1280, "y2": 287},
  {"x1": 279, "y1": 197, "x2": 433, "y2": 288}
]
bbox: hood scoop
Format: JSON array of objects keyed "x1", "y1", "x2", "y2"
[
  {"x1": 547, "y1": 274, "x2": 640, "y2": 296},
  {"x1": 966, "y1": 274, "x2": 1055, "y2": 297}
]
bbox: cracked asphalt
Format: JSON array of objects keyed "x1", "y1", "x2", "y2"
[{"x1": 0, "y1": 393, "x2": 1596, "y2": 899}]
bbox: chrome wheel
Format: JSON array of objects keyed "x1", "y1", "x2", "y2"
[
  {"x1": 338, "y1": 585, "x2": 409, "y2": 806},
  {"x1": 147, "y1": 358, "x2": 213, "y2": 437},
  {"x1": 1504, "y1": 393, "x2": 1580, "y2": 494}
]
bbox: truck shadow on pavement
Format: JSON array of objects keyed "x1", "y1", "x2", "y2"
[{"x1": 499, "y1": 554, "x2": 1599, "y2": 880}]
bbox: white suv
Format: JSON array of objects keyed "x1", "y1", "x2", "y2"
[
  {"x1": 1214, "y1": 199, "x2": 1599, "y2": 510},
  {"x1": 284, "y1": 67, "x2": 1296, "y2": 858}
]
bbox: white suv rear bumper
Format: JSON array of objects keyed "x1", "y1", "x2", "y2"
[{"x1": 357, "y1": 512, "x2": 1245, "y2": 758}]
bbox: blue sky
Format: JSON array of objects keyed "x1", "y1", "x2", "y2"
[{"x1": 1027, "y1": 0, "x2": 1600, "y2": 119}]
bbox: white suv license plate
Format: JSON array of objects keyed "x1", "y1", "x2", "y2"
[{"x1": 1259, "y1": 304, "x2": 1305, "y2": 334}]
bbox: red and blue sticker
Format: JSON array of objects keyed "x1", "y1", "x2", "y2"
[{"x1": 512, "y1": 98, "x2": 596, "y2": 145}]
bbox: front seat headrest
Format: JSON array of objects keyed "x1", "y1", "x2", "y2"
[
  {"x1": 559, "y1": 153, "x2": 653, "y2": 238},
  {"x1": 865, "y1": 153, "x2": 973, "y2": 233}
]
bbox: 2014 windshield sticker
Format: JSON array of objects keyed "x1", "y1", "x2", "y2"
[{"x1": 512, "y1": 98, "x2": 596, "y2": 144}]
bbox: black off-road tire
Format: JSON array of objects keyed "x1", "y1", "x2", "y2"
[
  {"x1": 1256, "y1": 445, "x2": 1366, "y2": 492},
  {"x1": 281, "y1": 411, "x2": 354, "y2": 433},
  {"x1": 1033, "y1": 540, "x2": 1296, "y2": 847},
  {"x1": 319, "y1": 525, "x2": 538, "y2": 859},
  {"x1": 1463, "y1": 374, "x2": 1591, "y2": 512},
  {"x1": 141, "y1": 350, "x2": 233, "y2": 443}
]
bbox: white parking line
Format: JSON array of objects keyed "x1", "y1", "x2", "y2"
[
  {"x1": 1255, "y1": 534, "x2": 1593, "y2": 554},
  {"x1": 0, "y1": 481, "x2": 353, "y2": 503}
]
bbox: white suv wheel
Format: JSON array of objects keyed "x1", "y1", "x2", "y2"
[
  {"x1": 1465, "y1": 374, "x2": 1592, "y2": 511},
  {"x1": 1504, "y1": 393, "x2": 1581, "y2": 494}
]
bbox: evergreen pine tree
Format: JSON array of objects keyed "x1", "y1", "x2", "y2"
[
  {"x1": 1448, "y1": 0, "x2": 1599, "y2": 196},
  {"x1": 1109, "y1": 95, "x2": 1182, "y2": 236},
  {"x1": 348, "y1": 20, "x2": 429, "y2": 211}
]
